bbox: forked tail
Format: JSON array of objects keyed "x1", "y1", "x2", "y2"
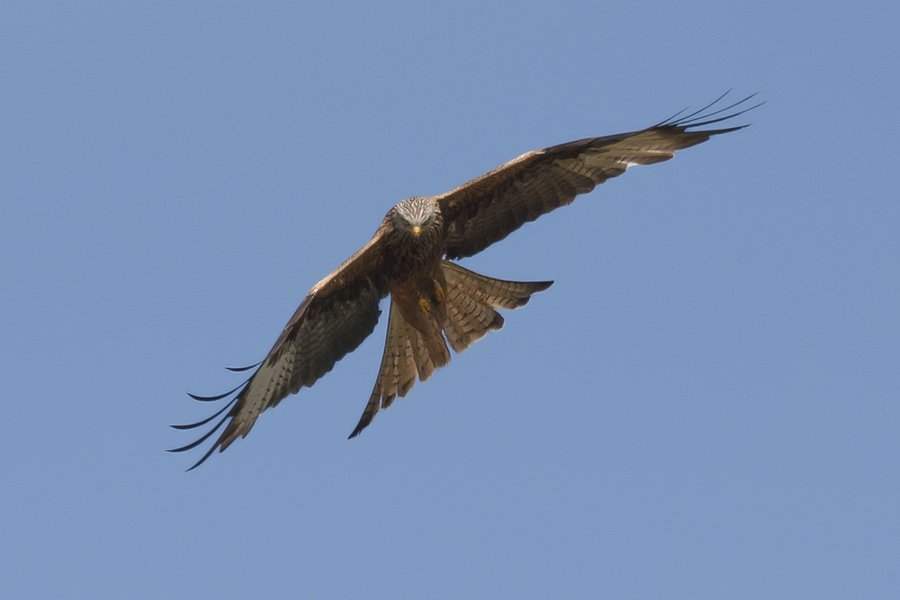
[{"x1": 348, "y1": 261, "x2": 552, "y2": 437}]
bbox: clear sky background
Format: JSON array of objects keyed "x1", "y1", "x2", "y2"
[{"x1": 2, "y1": 1, "x2": 898, "y2": 598}]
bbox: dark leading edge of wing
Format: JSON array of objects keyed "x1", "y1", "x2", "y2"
[{"x1": 437, "y1": 92, "x2": 762, "y2": 259}]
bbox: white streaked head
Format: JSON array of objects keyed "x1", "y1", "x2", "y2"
[{"x1": 391, "y1": 196, "x2": 440, "y2": 235}]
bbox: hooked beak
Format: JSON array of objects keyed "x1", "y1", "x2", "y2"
[{"x1": 411, "y1": 225, "x2": 422, "y2": 236}]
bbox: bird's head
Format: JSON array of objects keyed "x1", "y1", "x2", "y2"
[{"x1": 391, "y1": 196, "x2": 441, "y2": 237}]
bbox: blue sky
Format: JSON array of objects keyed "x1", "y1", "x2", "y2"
[{"x1": 2, "y1": 1, "x2": 898, "y2": 598}]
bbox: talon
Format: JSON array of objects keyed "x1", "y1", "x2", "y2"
[{"x1": 418, "y1": 297, "x2": 431, "y2": 313}]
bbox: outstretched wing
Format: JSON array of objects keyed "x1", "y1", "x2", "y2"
[
  {"x1": 436, "y1": 93, "x2": 761, "y2": 259},
  {"x1": 170, "y1": 232, "x2": 390, "y2": 470}
]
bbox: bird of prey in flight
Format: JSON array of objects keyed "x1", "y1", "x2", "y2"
[{"x1": 171, "y1": 93, "x2": 760, "y2": 469}]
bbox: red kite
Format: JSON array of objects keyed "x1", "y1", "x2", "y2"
[{"x1": 171, "y1": 93, "x2": 759, "y2": 469}]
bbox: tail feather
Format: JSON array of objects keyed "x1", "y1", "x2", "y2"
[
  {"x1": 349, "y1": 300, "x2": 447, "y2": 438},
  {"x1": 442, "y1": 285, "x2": 504, "y2": 353},
  {"x1": 441, "y1": 261, "x2": 553, "y2": 310},
  {"x1": 349, "y1": 261, "x2": 552, "y2": 438},
  {"x1": 440, "y1": 261, "x2": 551, "y2": 352}
]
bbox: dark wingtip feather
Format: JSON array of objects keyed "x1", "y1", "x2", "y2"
[
  {"x1": 184, "y1": 443, "x2": 220, "y2": 472},
  {"x1": 672, "y1": 92, "x2": 764, "y2": 131},
  {"x1": 186, "y1": 375, "x2": 252, "y2": 402},
  {"x1": 673, "y1": 90, "x2": 733, "y2": 125},
  {"x1": 226, "y1": 361, "x2": 262, "y2": 373},
  {"x1": 652, "y1": 91, "x2": 763, "y2": 136},
  {"x1": 170, "y1": 375, "x2": 251, "y2": 469},
  {"x1": 167, "y1": 409, "x2": 229, "y2": 454},
  {"x1": 170, "y1": 397, "x2": 238, "y2": 430},
  {"x1": 656, "y1": 90, "x2": 732, "y2": 127},
  {"x1": 655, "y1": 106, "x2": 691, "y2": 128}
]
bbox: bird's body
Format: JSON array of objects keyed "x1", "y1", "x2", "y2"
[
  {"x1": 382, "y1": 197, "x2": 446, "y2": 297},
  {"x1": 172, "y1": 93, "x2": 760, "y2": 469}
]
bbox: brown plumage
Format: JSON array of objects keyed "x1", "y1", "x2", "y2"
[{"x1": 171, "y1": 93, "x2": 760, "y2": 469}]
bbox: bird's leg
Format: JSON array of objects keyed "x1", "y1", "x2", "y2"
[
  {"x1": 418, "y1": 278, "x2": 445, "y2": 314},
  {"x1": 432, "y1": 280, "x2": 445, "y2": 304}
]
